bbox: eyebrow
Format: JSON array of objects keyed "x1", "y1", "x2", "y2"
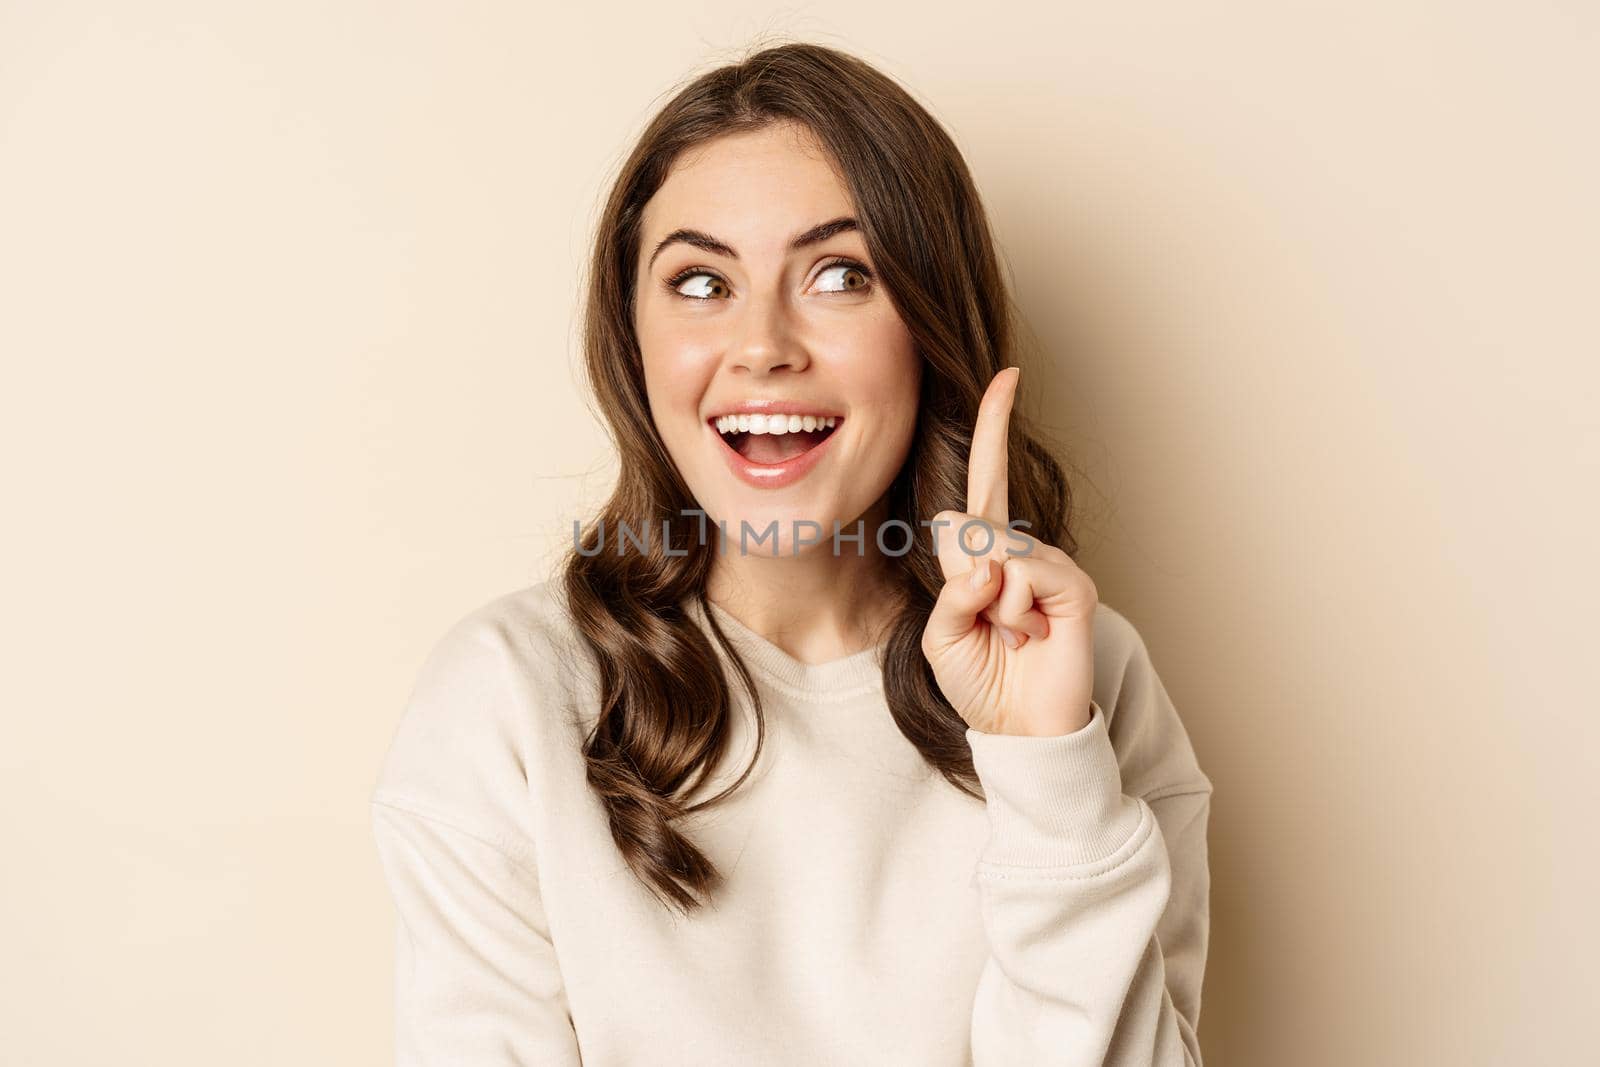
[{"x1": 645, "y1": 216, "x2": 861, "y2": 270}]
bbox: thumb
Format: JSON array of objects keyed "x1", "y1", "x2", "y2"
[{"x1": 923, "y1": 557, "x2": 1001, "y2": 656}]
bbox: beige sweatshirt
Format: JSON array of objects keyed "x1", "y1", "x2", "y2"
[{"x1": 370, "y1": 580, "x2": 1213, "y2": 1066}]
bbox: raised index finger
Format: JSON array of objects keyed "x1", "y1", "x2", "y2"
[{"x1": 965, "y1": 367, "x2": 1019, "y2": 532}]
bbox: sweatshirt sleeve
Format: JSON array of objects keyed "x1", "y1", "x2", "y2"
[
  {"x1": 369, "y1": 609, "x2": 583, "y2": 1066},
  {"x1": 962, "y1": 607, "x2": 1213, "y2": 1067}
]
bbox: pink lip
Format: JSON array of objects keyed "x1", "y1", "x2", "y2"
[{"x1": 709, "y1": 415, "x2": 844, "y2": 490}]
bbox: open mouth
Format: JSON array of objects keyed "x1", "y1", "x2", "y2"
[{"x1": 712, "y1": 413, "x2": 841, "y2": 465}]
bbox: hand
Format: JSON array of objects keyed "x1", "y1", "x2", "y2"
[{"x1": 920, "y1": 368, "x2": 1099, "y2": 737}]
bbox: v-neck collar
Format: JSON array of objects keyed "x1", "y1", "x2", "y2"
[{"x1": 685, "y1": 597, "x2": 887, "y2": 701}]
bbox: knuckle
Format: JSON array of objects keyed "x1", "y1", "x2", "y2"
[{"x1": 1000, "y1": 554, "x2": 1034, "y2": 580}]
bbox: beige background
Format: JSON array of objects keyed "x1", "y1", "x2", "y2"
[{"x1": 3, "y1": 3, "x2": 1595, "y2": 1064}]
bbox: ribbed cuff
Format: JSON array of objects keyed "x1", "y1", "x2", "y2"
[{"x1": 964, "y1": 701, "x2": 1146, "y2": 868}]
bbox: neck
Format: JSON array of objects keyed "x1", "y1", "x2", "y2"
[{"x1": 704, "y1": 498, "x2": 903, "y2": 665}]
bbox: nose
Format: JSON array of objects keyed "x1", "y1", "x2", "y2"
[{"x1": 729, "y1": 292, "x2": 810, "y2": 376}]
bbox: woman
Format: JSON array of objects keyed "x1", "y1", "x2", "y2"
[{"x1": 371, "y1": 41, "x2": 1213, "y2": 1066}]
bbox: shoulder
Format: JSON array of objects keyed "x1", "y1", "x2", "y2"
[
  {"x1": 1090, "y1": 600, "x2": 1161, "y2": 708},
  {"x1": 1090, "y1": 600, "x2": 1142, "y2": 662},
  {"x1": 370, "y1": 578, "x2": 594, "y2": 841},
  {"x1": 1090, "y1": 601, "x2": 1213, "y2": 799},
  {"x1": 415, "y1": 577, "x2": 598, "y2": 701},
  {"x1": 437, "y1": 577, "x2": 582, "y2": 658}
]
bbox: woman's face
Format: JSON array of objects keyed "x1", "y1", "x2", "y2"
[{"x1": 634, "y1": 122, "x2": 921, "y2": 557}]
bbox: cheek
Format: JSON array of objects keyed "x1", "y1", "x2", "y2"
[
  {"x1": 642, "y1": 330, "x2": 712, "y2": 375},
  {"x1": 841, "y1": 316, "x2": 921, "y2": 436},
  {"x1": 638, "y1": 319, "x2": 718, "y2": 427}
]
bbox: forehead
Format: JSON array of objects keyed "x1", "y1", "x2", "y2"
[{"x1": 640, "y1": 123, "x2": 856, "y2": 250}]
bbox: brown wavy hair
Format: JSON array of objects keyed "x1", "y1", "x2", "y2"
[{"x1": 560, "y1": 40, "x2": 1078, "y2": 914}]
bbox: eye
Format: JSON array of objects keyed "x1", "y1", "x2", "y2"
[
  {"x1": 661, "y1": 259, "x2": 875, "y2": 301},
  {"x1": 813, "y1": 259, "x2": 873, "y2": 295},
  {"x1": 664, "y1": 269, "x2": 730, "y2": 301}
]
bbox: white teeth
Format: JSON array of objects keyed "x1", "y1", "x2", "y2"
[{"x1": 713, "y1": 413, "x2": 838, "y2": 436}]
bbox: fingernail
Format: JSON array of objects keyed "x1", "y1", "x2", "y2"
[
  {"x1": 969, "y1": 560, "x2": 989, "y2": 590},
  {"x1": 997, "y1": 624, "x2": 1020, "y2": 649}
]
